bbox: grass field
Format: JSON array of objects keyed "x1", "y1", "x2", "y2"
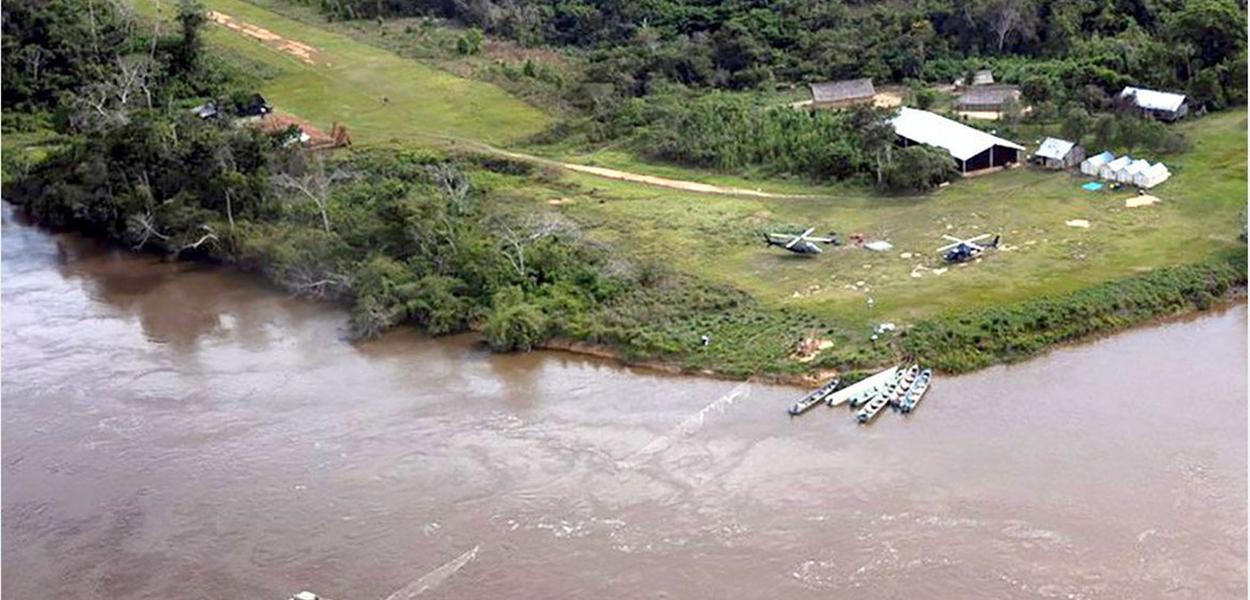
[
  {"x1": 544, "y1": 110, "x2": 1247, "y2": 333},
  {"x1": 126, "y1": 0, "x2": 1247, "y2": 372},
  {"x1": 137, "y1": 0, "x2": 550, "y2": 146}
]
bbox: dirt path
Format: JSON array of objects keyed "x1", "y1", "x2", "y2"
[
  {"x1": 206, "y1": 10, "x2": 327, "y2": 65},
  {"x1": 480, "y1": 145, "x2": 817, "y2": 199}
]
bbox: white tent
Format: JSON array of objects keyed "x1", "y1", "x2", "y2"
[
  {"x1": 1116, "y1": 159, "x2": 1150, "y2": 183},
  {"x1": 1080, "y1": 150, "x2": 1115, "y2": 176},
  {"x1": 1100, "y1": 156, "x2": 1131, "y2": 180},
  {"x1": 1132, "y1": 162, "x2": 1171, "y2": 188}
]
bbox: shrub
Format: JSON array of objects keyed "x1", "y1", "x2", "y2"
[
  {"x1": 882, "y1": 145, "x2": 957, "y2": 192},
  {"x1": 483, "y1": 288, "x2": 550, "y2": 351}
]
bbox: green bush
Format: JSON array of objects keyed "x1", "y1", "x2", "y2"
[
  {"x1": 904, "y1": 250, "x2": 1248, "y2": 372},
  {"x1": 483, "y1": 288, "x2": 550, "y2": 351}
]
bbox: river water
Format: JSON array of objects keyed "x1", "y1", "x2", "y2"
[{"x1": 3, "y1": 203, "x2": 1246, "y2": 599}]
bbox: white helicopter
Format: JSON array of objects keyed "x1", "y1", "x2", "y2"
[
  {"x1": 764, "y1": 227, "x2": 841, "y2": 255},
  {"x1": 936, "y1": 233, "x2": 1001, "y2": 263}
]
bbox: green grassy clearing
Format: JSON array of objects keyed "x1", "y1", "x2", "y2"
[
  {"x1": 120, "y1": 0, "x2": 1248, "y2": 373},
  {"x1": 136, "y1": 0, "x2": 550, "y2": 146},
  {"x1": 546, "y1": 110, "x2": 1247, "y2": 335}
]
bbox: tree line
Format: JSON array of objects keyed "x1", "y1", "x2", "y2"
[
  {"x1": 596, "y1": 93, "x2": 954, "y2": 191},
  {"x1": 298, "y1": 0, "x2": 1246, "y2": 107}
]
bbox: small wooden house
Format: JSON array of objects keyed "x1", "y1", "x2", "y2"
[
  {"x1": 956, "y1": 85, "x2": 1021, "y2": 112},
  {"x1": 1032, "y1": 137, "x2": 1085, "y2": 169},
  {"x1": 972, "y1": 70, "x2": 995, "y2": 86},
  {"x1": 809, "y1": 78, "x2": 875, "y2": 109}
]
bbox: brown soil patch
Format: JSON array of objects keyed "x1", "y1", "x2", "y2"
[
  {"x1": 791, "y1": 337, "x2": 835, "y2": 363},
  {"x1": 873, "y1": 91, "x2": 904, "y2": 108},
  {"x1": 259, "y1": 113, "x2": 333, "y2": 146},
  {"x1": 206, "y1": 11, "x2": 325, "y2": 66}
]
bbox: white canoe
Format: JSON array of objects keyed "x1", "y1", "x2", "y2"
[{"x1": 826, "y1": 366, "x2": 898, "y2": 407}]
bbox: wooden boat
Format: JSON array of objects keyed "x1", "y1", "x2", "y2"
[
  {"x1": 899, "y1": 369, "x2": 932, "y2": 413},
  {"x1": 855, "y1": 388, "x2": 892, "y2": 424},
  {"x1": 788, "y1": 378, "x2": 841, "y2": 416},
  {"x1": 888, "y1": 365, "x2": 920, "y2": 408}
]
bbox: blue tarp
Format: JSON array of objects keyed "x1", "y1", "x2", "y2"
[{"x1": 1081, "y1": 182, "x2": 1104, "y2": 191}]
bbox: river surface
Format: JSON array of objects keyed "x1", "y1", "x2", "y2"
[{"x1": 3, "y1": 204, "x2": 1246, "y2": 599}]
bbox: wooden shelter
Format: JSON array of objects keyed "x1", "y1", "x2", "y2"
[
  {"x1": 891, "y1": 107, "x2": 1024, "y2": 173},
  {"x1": 808, "y1": 78, "x2": 875, "y2": 109},
  {"x1": 956, "y1": 85, "x2": 1022, "y2": 112},
  {"x1": 1031, "y1": 137, "x2": 1085, "y2": 169},
  {"x1": 1119, "y1": 87, "x2": 1189, "y2": 121}
]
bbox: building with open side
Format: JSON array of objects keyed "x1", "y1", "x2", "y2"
[
  {"x1": 808, "y1": 78, "x2": 876, "y2": 109},
  {"x1": 890, "y1": 107, "x2": 1024, "y2": 173},
  {"x1": 1119, "y1": 87, "x2": 1189, "y2": 121}
]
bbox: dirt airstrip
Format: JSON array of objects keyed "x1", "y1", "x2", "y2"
[{"x1": 206, "y1": 10, "x2": 327, "y2": 66}]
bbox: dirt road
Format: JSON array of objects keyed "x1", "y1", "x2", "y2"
[{"x1": 482, "y1": 146, "x2": 816, "y2": 199}]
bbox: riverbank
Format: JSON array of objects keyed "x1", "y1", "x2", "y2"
[
  {"x1": 5, "y1": 199, "x2": 1246, "y2": 598},
  {"x1": 541, "y1": 278, "x2": 1248, "y2": 386},
  {"x1": 8, "y1": 0, "x2": 1245, "y2": 386},
  {"x1": 3, "y1": 185, "x2": 1245, "y2": 386}
]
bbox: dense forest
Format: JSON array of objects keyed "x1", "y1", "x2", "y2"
[
  {"x1": 306, "y1": 0, "x2": 1246, "y2": 103},
  {"x1": 308, "y1": 0, "x2": 1245, "y2": 186}
]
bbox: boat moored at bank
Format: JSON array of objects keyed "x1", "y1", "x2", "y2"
[{"x1": 788, "y1": 378, "x2": 841, "y2": 416}]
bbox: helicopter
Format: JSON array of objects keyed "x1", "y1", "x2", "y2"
[
  {"x1": 763, "y1": 228, "x2": 841, "y2": 255},
  {"x1": 937, "y1": 233, "x2": 1000, "y2": 263}
]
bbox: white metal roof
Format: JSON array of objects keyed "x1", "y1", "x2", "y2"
[
  {"x1": 890, "y1": 107, "x2": 1024, "y2": 161},
  {"x1": 1035, "y1": 137, "x2": 1076, "y2": 160},
  {"x1": 1082, "y1": 150, "x2": 1115, "y2": 166},
  {"x1": 1120, "y1": 87, "x2": 1187, "y2": 112}
]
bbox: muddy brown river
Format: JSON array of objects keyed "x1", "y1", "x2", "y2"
[{"x1": 3, "y1": 203, "x2": 1246, "y2": 599}]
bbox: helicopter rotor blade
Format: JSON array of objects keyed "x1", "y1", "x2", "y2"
[{"x1": 787, "y1": 227, "x2": 815, "y2": 249}]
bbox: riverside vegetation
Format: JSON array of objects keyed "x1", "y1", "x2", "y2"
[{"x1": 3, "y1": 0, "x2": 1247, "y2": 380}]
